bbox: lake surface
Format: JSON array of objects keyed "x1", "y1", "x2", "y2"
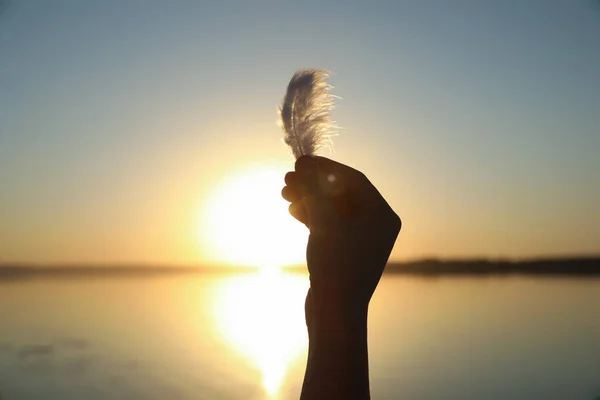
[{"x1": 1, "y1": 271, "x2": 599, "y2": 399}]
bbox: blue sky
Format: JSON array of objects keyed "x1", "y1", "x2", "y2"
[{"x1": 1, "y1": 0, "x2": 599, "y2": 264}]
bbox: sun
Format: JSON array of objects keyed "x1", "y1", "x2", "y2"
[{"x1": 200, "y1": 165, "x2": 308, "y2": 268}]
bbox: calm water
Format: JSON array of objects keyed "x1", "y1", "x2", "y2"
[{"x1": 1, "y1": 271, "x2": 599, "y2": 400}]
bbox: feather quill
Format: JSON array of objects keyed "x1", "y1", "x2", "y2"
[{"x1": 279, "y1": 69, "x2": 336, "y2": 159}]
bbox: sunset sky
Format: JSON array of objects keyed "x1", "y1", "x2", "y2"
[{"x1": 1, "y1": 0, "x2": 599, "y2": 266}]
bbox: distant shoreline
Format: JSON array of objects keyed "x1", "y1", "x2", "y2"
[
  {"x1": 382, "y1": 257, "x2": 600, "y2": 276},
  {"x1": 1, "y1": 257, "x2": 599, "y2": 280}
]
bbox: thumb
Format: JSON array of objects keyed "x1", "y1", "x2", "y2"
[{"x1": 295, "y1": 155, "x2": 340, "y2": 232}]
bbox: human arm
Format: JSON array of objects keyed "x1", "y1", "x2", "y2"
[{"x1": 281, "y1": 156, "x2": 401, "y2": 400}]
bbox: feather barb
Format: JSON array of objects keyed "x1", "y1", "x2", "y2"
[{"x1": 279, "y1": 69, "x2": 337, "y2": 159}]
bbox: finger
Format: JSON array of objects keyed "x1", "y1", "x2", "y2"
[
  {"x1": 310, "y1": 156, "x2": 370, "y2": 191},
  {"x1": 317, "y1": 157, "x2": 395, "y2": 212},
  {"x1": 294, "y1": 156, "x2": 320, "y2": 196},
  {"x1": 296, "y1": 155, "x2": 376, "y2": 203},
  {"x1": 288, "y1": 202, "x2": 309, "y2": 226},
  {"x1": 284, "y1": 171, "x2": 298, "y2": 186},
  {"x1": 294, "y1": 156, "x2": 319, "y2": 179},
  {"x1": 296, "y1": 155, "x2": 363, "y2": 183},
  {"x1": 285, "y1": 170, "x2": 312, "y2": 197},
  {"x1": 281, "y1": 185, "x2": 302, "y2": 203}
]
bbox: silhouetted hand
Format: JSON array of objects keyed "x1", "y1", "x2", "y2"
[
  {"x1": 282, "y1": 155, "x2": 401, "y2": 312},
  {"x1": 282, "y1": 155, "x2": 401, "y2": 400}
]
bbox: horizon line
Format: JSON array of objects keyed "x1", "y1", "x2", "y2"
[{"x1": 1, "y1": 254, "x2": 600, "y2": 269}]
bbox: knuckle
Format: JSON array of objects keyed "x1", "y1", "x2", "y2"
[
  {"x1": 295, "y1": 155, "x2": 317, "y2": 172},
  {"x1": 389, "y1": 212, "x2": 402, "y2": 233},
  {"x1": 355, "y1": 170, "x2": 368, "y2": 182},
  {"x1": 281, "y1": 186, "x2": 290, "y2": 200},
  {"x1": 284, "y1": 171, "x2": 295, "y2": 185}
]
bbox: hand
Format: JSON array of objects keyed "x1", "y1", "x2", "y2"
[
  {"x1": 282, "y1": 156, "x2": 401, "y2": 313},
  {"x1": 283, "y1": 156, "x2": 400, "y2": 400}
]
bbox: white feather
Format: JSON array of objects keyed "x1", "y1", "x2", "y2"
[{"x1": 279, "y1": 69, "x2": 337, "y2": 159}]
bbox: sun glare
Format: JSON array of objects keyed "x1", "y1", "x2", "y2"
[
  {"x1": 212, "y1": 269, "x2": 309, "y2": 397},
  {"x1": 201, "y1": 165, "x2": 308, "y2": 268}
]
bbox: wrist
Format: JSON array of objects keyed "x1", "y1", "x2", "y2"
[{"x1": 305, "y1": 287, "x2": 368, "y2": 337}]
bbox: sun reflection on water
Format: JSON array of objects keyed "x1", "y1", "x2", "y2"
[{"x1": 212, "y1": 269, "x2": 309, "y2": 398}]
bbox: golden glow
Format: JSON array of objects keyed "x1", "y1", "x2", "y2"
[
  {"x1": 212, "y1": 269, "x2": 309, "y2": 397},
  {"x1": 201, "y1": 165, "x2": 308, "y2": 268}
]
